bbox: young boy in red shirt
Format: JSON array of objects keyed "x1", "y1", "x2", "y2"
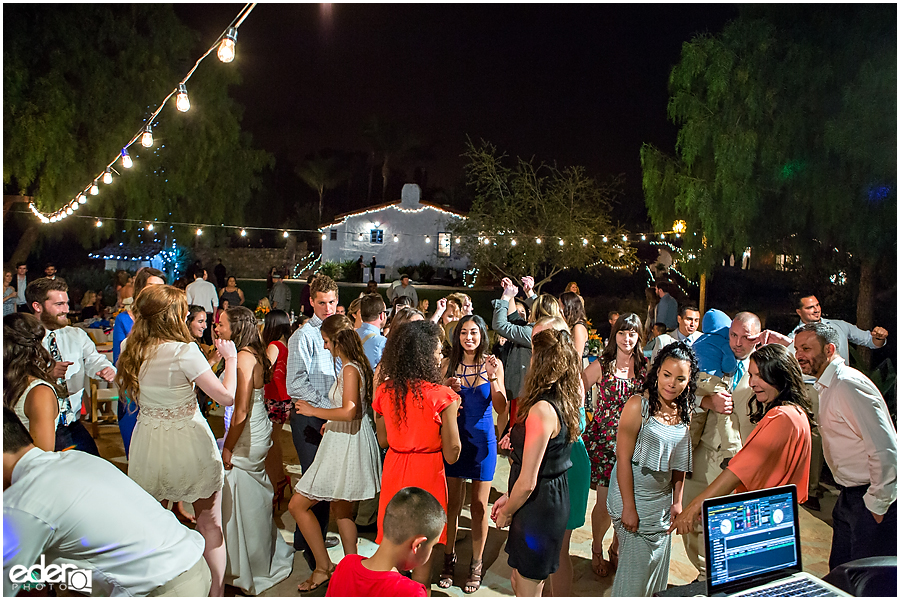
[{"x1": 327, "y1": 487, "x2": 445, "y2": 597}]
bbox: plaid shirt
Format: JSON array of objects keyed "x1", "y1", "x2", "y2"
[{"x1": 286, "y1": 315, "x2": 338, "y2": 409}]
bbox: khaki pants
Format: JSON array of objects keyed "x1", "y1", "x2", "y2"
[
  {"x1": 146, "y1": 557, "x2": 211, "y2": 597},
  {"x1": 680, "y1": 443, "x2": 729, "y2": 579}
]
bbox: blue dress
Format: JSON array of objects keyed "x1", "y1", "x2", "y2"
[
  {"x1": 444, "y1": 364, "x2": 497, "y2": 482},
  {"x1": 112, "y1": 312, "x2": 139, "y2": 457}
]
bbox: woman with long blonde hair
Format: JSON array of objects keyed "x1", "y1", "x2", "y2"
[
  {"x1": 215, "y1": 306, "x2": 293, "y2": 594},
  {"x1": 116, "y1": 285, "x2": 239, "y2": 596},
  {"x1": 491, "y1": 328, "x2": 582, "y2": 596}
]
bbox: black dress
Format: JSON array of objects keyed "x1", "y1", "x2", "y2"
[{"x1": 506, "y1": 394, "x2": 573, "y2": 580}]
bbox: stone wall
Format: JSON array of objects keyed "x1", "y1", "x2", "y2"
[{"x1": 193, "y1": 239, "x2": 308, "y2": 279}]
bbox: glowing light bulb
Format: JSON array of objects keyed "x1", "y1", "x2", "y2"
[
  {"x1": 393, "y1": 235, "x2": 399, "y2": 242},
  {"x1": 583, "y1": 238, "x2": 589, "y2": 246},
  {"x1": 623, "y1": 235, "x2": 628, "y2": 241},
  {"x1": 96, "y1": 219, "x2": 102, "y2": 227},
  {"x1": 660, "y1": 234, "x2": 665, "y2": 239},
  {"x1": 196, "y1": 228, "x2": 203, "y2": 236},
  {"x1": 50, "y1": 216, "x2": 56, "y2": 223},
  {"x1": 511, "y1": 239, "x2": 517, "y2": 246},
  {"x1": 103, "y1": 168, "x2": 113, "y2": 184},
  {"x1": 121, "y1": 148, "x2": 133, "y2": 168},
  {"x1": 77, "y1": 194, "x2": 86, "y2": 204},
  {"x1": 176, "y1": 83, "x2": 190, "y2": 112},
  {"x1": 72, "y1": 201, "x2": 80, "y2": 210},
  {"x1": 602, "y1": 236, "x2": 608, "y2": 242},
  {"x1": 536, "y1": 238, "x2": 542, "y2": 244},
  {"x1": 240, "y1": 229, "x2": 247, "y2": 237},
  {"x1": 90, "y1": 183, "x2": 99, "y2": 195},
  {"x1": 425, "y1": 236, "x2": 431, "y2": 244},
  {"x1": 147, "y1": 223, "x2": 154, "y2": 231},
  {"x1": 675, "y1": 233, "x2": 681, "y2": 238},
  {"x1": 66, "y1": 207, "x2": 73, "y2": 215},
  {"x1": 559, "y1": 239, "x2": 564, "y2": 246},
  {"x1": 141, "y1": 125, "x2": 154, "y2": 147},
  {"x1": 321, "y1": 233, "x2": 327, "y2": 240},
  {"x1": 641, "y1": 234, "x2": 646, "y2": 241},
  {"x1": 217, "y1": 27, "x2": 238, "y2": 63},
  {"x1": 283, "y1": 231, "x2": 289, "y2": 238},
  {"x1": 455, "y1": 237, "x2": 461, "y2": 244},
  {"x1": 359, "y1": 232, "x2": 364, "y2": 240},
  {"x1": 484, "y1": 238, "x2": 491, "y2": 245}
]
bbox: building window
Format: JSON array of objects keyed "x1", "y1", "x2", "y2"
[
  {"x1": 370, "y1": 229, "x2": 384, "y2": 244},
  {"x1": 438, "y1": 232, "x2": 451, "y2": 257},
  {"x1": 330, "y1": 229, "x2": 337, "y2": 241}
]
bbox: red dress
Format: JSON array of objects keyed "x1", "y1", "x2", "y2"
[
  {"x1": 263, "y1": 340, "x2": 291, "y2": 424},
  {"x1": 372, "y1": 381, "x2": 458, "y2": 545}
]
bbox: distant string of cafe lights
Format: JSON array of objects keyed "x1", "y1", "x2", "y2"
[{"x1": 28, "y1": 3, "x2": 257, "y2": 225}]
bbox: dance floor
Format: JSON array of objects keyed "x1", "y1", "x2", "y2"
[{"x1": 93, "y1": 410, "x2": 837, "y2": 597}]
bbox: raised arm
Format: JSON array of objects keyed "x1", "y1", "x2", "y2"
[{"x1": 193, "y1": 339, "x2": 238, "y2": 406}]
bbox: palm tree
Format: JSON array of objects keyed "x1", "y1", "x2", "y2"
[{"x1": 295, "y1": 153, "x2": 348, "y2": 224}]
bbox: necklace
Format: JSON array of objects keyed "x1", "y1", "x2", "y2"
[{"x1": 656, "y1": 402, "x2": 681, "y2": 425}]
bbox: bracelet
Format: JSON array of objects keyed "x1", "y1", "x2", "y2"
[{"x1": 488, "y1": 376, "x2": 498, "y2": 382}]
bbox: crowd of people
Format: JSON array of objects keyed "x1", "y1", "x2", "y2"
[{"x1": 2, "y1": 263, "x2": 897, "y2": 597}]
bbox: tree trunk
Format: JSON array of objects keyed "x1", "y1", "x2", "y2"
[
  {"x1": 8, "y1": 222, "x2": 40, "y2": 266},
  {"x1": 318, "y1": 188, "x2": 324, "y2": 225},
  {"x1": 699, "y1": 271, "x2": 708, "y2": 316},
  {"x1": 855, "y1": 258, "x2": 876, "y2": 369},
  {"x1": 381, "y1": 156, "x2": 390, "y2": 201}
]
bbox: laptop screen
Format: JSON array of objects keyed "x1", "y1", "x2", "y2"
[{"x1": 704, "y1": 485, "x2": 801, "y2": 593}]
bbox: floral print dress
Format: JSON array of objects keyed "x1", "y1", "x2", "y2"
[{"x1": 582, "y1": 357, "x2": 648, "y2": 488}]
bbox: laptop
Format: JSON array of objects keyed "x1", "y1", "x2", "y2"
[{"x1": 703, "y1": 485, "x2": 850, "y2": 597}]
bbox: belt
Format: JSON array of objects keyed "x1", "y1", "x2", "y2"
[{"x1": 834, "y1": 483, "x2": 870, "y2": 493}]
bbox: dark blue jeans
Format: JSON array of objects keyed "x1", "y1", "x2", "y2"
[
  {"x1": 54, "y1": 420, "x2": 100, "y2": 456},
  {"x1": 830, "y1": 484, "x2": 897, "y2": 571},
  {"x1": 288, "y1": 411, "x2": 330, "y2": 557}
]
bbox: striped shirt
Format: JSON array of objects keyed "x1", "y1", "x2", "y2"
[{"x1": 286, "y1": 315, "x2": 338, "y2": 409}]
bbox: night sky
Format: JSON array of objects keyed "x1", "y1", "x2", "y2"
[{"x1": 174, "y1": 3, "x2": 739, "y2": 227}]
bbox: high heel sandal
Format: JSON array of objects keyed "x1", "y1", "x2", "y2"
[
  {"x1": 464, "y1": 559, "x2": 483, "y2": 594},
  {"x1": 272, "y1": 476, "x2": 290, "y2": 511},
  {"x1": 438, "y1": 552, "x2": 456, "y2": 589},
  {"x1": 591, "y1": 545, "x2": 610, "y2": 577},
  {"x1": 608, "y1": 545, "x2": 619, "y2": 571},
  {"x1": 297, "y1": 566, "x2": 333, "y2": 593}
]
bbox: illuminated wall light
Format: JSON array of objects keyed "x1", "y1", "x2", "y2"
[
  {"x1": 103, "y1": 168, "x2": 113, "y2": 184},
  {"x1": 240, "y1": 229, "x2": 247, "y2": 237},
  {"x1": 321, "y1": 233, "x2": 327, "y2": 240},
  {"x1": 121, "y1": 148, "x2": 133, "y2": 168},
  {"x1": 141, "y1": 125, "x2": 154, "y2": 147},
  {"x1": 359, "y1": 232, "x2": 364, "y2": 240},
  {"x1": 217, "y1": 27, "x2": 238, "y2": 63},
  {"x1": 176, "y1": 83, "x2": 190, "y2": 112},
  {"x1": 455, "y1": 237, "x2": 461, "y2": 244},
  {"x1": 393, "y1": 235, "x2": 399, "y2": 242},
  {"x1": 425, "y1": 236, "x2": 431, "y2": 244}
]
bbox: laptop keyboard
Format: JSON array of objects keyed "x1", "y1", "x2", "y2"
[{"x1": 736, "y1": 578, "x2": 839, "y2": 597}]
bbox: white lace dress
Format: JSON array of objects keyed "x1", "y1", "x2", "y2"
[
  {"x1": 294, "y1": 361, "x2": 382, "y2": 502},
  {"x1": 128, "y1": 341, "x2": 224, "y2": 503},
  {"x1": 220, "y1": 388, "x2": 294, "y2": 594}
]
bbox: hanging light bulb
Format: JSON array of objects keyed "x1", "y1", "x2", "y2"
[
  {"x1": 103, "y1": 168, "x2": 113, "y2": 184},
  {"x1": 283, "y1": 231, "x2": 289, "y2": 238},
  {"x1": 511, "y1": 239, "x2": 517, "y2": 246},
  {"x1": 147, "y1": 223, "x2": 154, "y2": 231},
  {"x1": 641, "y1": 234, "x2": 646, "y2": 241},
  {"x1": 196, "y1": 228, "x2": 203, "y2": 236},
  {"x1": 535, "y1": 238, "x2": 542, "y2": 244},
  {"x1": 77, "y1": 194, "x2": 87, "y2": 204},
  {"x1": 602, "y1": 236, "x2": 608, "y2": 242},
  {"x1": 623, "y1": 235, "x2": 628, "y2": 242},
  {"x1": 675, "y1": 233, "x2": 681, "y2": 238},
  {"x1": 455, "y1": 237, "x2": 461, "y2": 244},
  {"x1": 96, "y1": 219, "x2": 103, "y2": 227},
  {"x1": 176, "y1": 83, "x2": 190, "y2": 112},
  {"x1": 559, "y1": 239, "x2": 564, "y2": 246},
  {"x1": 483, "y1": 238, "x2": 491, "y2": 245},
  {"x1": 90, "y1": 182, "x2": 99, "y2": 195},
  {"x1": 660, "y1": 233, "x2": 665, "y2": 239},
  {"x1": 583, "y1": 238, "x2": 589, "y2": 246},
  {"x1": 321, "y1": 233, "x2": 327, "y2": 240},
  {"x1": 141, "y1": 125, "x2": 154, "y2": 147},
  {"x1": 217, "y1": 27, "x2": 238, "y2": 63},
  {"x1": 66, "y1": 207, "x2": 73, "y2": 215},
  {"x1": 121, "y1": 148, "x2": 133, "y2": 168},
  {"x1": 72, "y1": 201, "x2": 81, "y2": 210},
  {"x1": 240, "y1": 229, "x2": 247, "y2": 237}
]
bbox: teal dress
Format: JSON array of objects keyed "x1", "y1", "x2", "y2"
[{"x1": 566, "y1": 406, "x2": 590, "y2": 530}]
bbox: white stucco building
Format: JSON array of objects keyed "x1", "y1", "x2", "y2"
[{"x1": 320, "y1": 184, "x2": 468, "y2": 281}]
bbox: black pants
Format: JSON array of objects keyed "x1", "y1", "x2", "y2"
[
  {"x1": 830, "y1": 484, "x2": 897, "y2": 570},
  {"x1": 54, "y1": 420, "x2": 100, "y2": 456},
  {"x1": 288, "y1": 411, "x2": 331, "y2": 555}
]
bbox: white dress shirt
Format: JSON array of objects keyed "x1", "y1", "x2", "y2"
[
  {"x1": 815, "y1": 357, "x2": 898, "y2": 515},
  {"x1": 675, "y1": 329, "x2": 702, "y2": 345},
  {"x1": 16, "y1": 274, "x2": 27, "y2": 306},
  {"x1": 3, "y1": 448, "x2": 205, "y2": 597},
  {"x1": 185, "y1": 278, "x2": 219, "y2": 313},
  {"x1": 790, "y1": 317, "x2": 881, "y2": 363},
  {"x1": 42, "y1": 326, "x2": 115, "y2": 418}
]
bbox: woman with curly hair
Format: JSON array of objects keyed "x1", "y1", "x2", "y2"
[
  {"x1": 3, "y1": 313, "x2": 65, "y2": 450},
  {"x1": 669, "y1": 344, "x2": 813, "y2": 534},
  {"x1": 215, "y1": 306, "x2": 294, "y2": 594},
  {"x1": 606, "y1": 342, "x2": 696, "y2": 597},
  {"x1": 559, "y1": 291, "x2": 589, "y2": 358},
  {"x1": 491, "y1": 327, "x2": 582, "y2": 597},
  {"x1": 581, "y1": 312, "x2": 648, "y2": 577},
  {"x1": 373, "y1": 320, "x2": 462, "y2": 591}
]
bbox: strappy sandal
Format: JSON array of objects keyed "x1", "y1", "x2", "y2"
[
  {"x1": 297, "y1": 566, "x2": 332, "y2": 593},
  {"x1": 591, "y1": 545, "x2": 610, "y2": 577},
  {"x1": 463, "y1": 558, "x2": 483, "y2": 594},
  {"x1": 608, "y1": 545, "x2": 619, "y2": 572},
  {"x1": 438, "y1": 552, "x2": 456, "y2": 589}
]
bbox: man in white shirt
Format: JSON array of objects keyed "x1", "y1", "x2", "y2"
[
  {"x1": 649, "y1": 305, "x2": 703, "y2": 363},
  {"x1": 185, "y1": 267, "x2": 218, "y2": 344},
  {"x1": 3, "y1": 408, "x2": 211, "y2": 597},
  {"x1": 794, "y1": 322, "x2": 897, "y2": 570},
  {"x1": 790, "y1": 294, "x2": 888, "y2": 360},
  {"x1": 26, "y1": 278, "x2": 115, "y2": 456}
]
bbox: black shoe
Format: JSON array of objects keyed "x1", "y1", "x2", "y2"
[
  {"x1": 801, "y1": 497, "x2": 821, "y2": 512},
  {"x1": 300, "y1": 548, "x2": 316, "y2": 571},
  {"x1": 325, "y1": 534, "x2": 340, "y2": 548}
]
